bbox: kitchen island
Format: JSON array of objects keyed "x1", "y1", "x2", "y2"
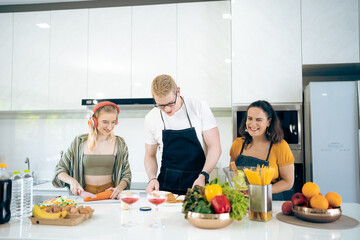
[{"x1": 0, "y1": 200, "x2": 359, "y2": 240}]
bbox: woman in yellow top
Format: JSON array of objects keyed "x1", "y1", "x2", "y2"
[{"x1": 229, "y1": 100, "x2": 294, "y2": 200}]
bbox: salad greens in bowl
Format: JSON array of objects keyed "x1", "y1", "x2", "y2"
[
  {"x1": 223, "y1": 166, "x2": 250, "y2": 196},
  {"x1": 182, "y1": 178, "x2": 249, "y2": 225}
]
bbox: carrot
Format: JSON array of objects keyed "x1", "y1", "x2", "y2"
[{"x1": 83, "y1": 190, "x2": 113, "y2": 202}]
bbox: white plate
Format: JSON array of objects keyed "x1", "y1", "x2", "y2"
[
  {"x1": 150, "y1": 191, "x2": 170, "y2": 196},
  {"x1": 71, "y1": 196, "x2": 121, "y2": 204},
  {"x1": 79, "y1": 199, "x2": 122, "y2": 204},
  {"x1": 177, "y1": 195, "x2": 185, "y2": 201},
  {"x1": 162, "y1": 202, "x2": 183, "y2": 207}
]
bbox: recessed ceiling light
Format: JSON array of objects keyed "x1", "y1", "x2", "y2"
[{"x1": 36, "y1": 23, "x2": 50, "y2": 29}]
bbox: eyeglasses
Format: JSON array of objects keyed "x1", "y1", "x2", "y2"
[{"x1": 154, "y1": 92, "x2": 177, "y2": 109}]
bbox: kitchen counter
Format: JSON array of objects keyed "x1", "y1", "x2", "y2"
[{"x1": 0, "y1": 201, "x2": 359, "y2": 240}]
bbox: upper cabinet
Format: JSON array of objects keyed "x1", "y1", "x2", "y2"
[
  {"x1": 232, "y1": 0, "x2": 302, "y2": 104},
  {"x1": 12, "y1": 11, "x2": 50, "y2": 110},
  {"x1": 0, "y1": 13, "x2": 13, "y2": 111},
  {"x1": 132, "y1": 4, "x2": 177, "y2": 98},
  {"x1": 178, "y1": 1, "x2": 231, "y2": 108},
  {"x1": 2, "y1": 1, "x2": 231, "y2": 110},
  {"x1": 88, "y1": 7, "x2": 132, "y2": 99},
  {"x1": 302, "y1": 0, "x2": 360, "y2": 64},
  {"x1": 49, "y1": 9, "x2": 88, "y2": 110}
]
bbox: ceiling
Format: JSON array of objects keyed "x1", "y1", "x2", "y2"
[
  {"x1": 0, "y1": 0, "x2": 215, "y2": 12},
  {"x1": 0, "y1": 0, "x2": 90, "y2": 5}
]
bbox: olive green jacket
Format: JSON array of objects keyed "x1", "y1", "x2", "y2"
[{"x1": 52, "y1": 134, "x2": 131, "y2": 190}]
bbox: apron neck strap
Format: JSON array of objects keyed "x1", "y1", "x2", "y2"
[
  {"x1": 240, "y1": 140, "x2": 273, "y2": 161},
  {"x1": 160, "y1": 96, "x2": 193, "y2": 129}
]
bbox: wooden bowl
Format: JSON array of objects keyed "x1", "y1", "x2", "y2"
[
  {"x1": 186, "y1": 211, "x2": 233, "y2": 229},
  {"x1": 292, "y1": 205, "x2": 342, "y2": 223}
]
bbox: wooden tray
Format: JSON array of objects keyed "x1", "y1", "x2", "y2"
[
  {"x1": 68, "y1": 211, "x2": 93, "y2": 221},
  {"x1": 29, "y1": 214, "x2": 84, "y2": 226}
]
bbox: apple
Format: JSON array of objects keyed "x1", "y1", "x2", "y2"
[
  {"x1": 291, "y1": 192, "x2": 307, "y2": 206},
  {"x1": 281, "y1": 201, "x2": 293, "y2": 215}
]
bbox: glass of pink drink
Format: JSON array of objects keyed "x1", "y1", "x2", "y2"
[
  {"x1": 120, "y1": 191, "x2": 140, "y2": 228},
  {"x1": 147, "y1": 192, "x2": 167, "y2": 228}
]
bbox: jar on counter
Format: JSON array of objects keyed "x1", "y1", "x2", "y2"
[{"x1": 0, "y1": 163, "x2": 12, "y2": 224}]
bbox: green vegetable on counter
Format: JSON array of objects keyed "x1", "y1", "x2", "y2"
[
  {"x1": 182, "y1": 178, "x2": 249, "y2": 221},
  {"x1": 194, "y1": 200, "x2": 213, "y2": 214},
  {"x1": 221, "y1": 181, "x2": 249, "y2": 221},
  {"x1": 182, "y1": 185, "x2": 214, "y2": 217}
]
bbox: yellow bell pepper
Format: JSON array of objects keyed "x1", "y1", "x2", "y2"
[{"x1": 204, "y1": 184, "x2": 222, "y2": 202}]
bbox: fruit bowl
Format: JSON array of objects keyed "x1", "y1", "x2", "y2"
[
  {"x1": 292, "y1": 205, "x2": 342, "y2": 223},
  {"x1": 186, "y1": 211, "x2": 233, "y2": 229}
]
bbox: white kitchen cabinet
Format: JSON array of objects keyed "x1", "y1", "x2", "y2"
[
  {"x1": 88, "y1": 7, "x2": 132, "y2": 99},
  {"x1": 177, "y1": 1, "x2": 231, "y2": 108},
  {"x1": 131, "y1": 4, "x2": 177, "y2": 98},
  {"x1": 12, "y1": 11, "x2": 50, "y2": 110},
  {"x1": 232, "y1": 0, "x2": 302, "y2": 104},
  {"x1": 49, "y1": 9, "x2": 88, "y2": 110},
  {"x1": 302, "y1": 0, "x2": 359, "y2": 64},
  {"x1": 0, "y1": 13, "x2": 13, "y2": 111}
]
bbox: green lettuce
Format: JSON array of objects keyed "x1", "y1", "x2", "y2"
[
  {"x1": 209, "y1": 178, "x2": 249, "y2": 221},
  {"x1": 232, "y1": 170, "x2": 249, "y2": 191},
  {"x1": 221, "y1": 181, "x2": 249, "y2": 221}
]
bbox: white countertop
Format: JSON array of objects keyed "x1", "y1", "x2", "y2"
[{"x1": 1, "y1": 201, "x2": 359, "y2": 240}]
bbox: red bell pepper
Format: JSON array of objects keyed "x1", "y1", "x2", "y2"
[{"x1": 211, "y1": 195, "x2": 231, "y2": 214}]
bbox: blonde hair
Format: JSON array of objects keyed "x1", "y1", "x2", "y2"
[
  {"x1": 88, "y1": 105, "x2": 118, "y2": 151},
  {"x1": 151, "y1": 74, "x2": 177, "y2": 98}
]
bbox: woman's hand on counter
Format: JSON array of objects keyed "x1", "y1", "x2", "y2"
[{"x1": 109, "y1": 180, "x2": 128, "y2": 199}]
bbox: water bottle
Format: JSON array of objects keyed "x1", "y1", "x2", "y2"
[
  {"x1": 10, "y1": 171, "x2": 23, "y2": 219},
  {"x1": 22, "y1": 170, "x2": 33, "y2": 215},
  {"x1": 0, "y1": 163, "x2": 12, "y2": 224}
]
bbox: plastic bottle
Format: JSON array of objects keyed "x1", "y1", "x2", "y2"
[
  {"x1": 0, "y1": 163, "x2": 12, "y2": 224},
  {"x1": 10, "y1": 171, "x2": 23, "y2": 219},
  {"x1": 22, "y1": 170, "x2": 33, "y2": 215}
]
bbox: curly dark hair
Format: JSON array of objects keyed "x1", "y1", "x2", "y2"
[{"x1": 238, "y1": 100, "x2": 283, "y2": 148}]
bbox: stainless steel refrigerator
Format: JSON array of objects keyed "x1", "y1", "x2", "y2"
[{"x1": 304, "y1": 81, "x2": 360, "y2": 203}]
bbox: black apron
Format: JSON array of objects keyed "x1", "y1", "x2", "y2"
[
  {"x1": 157, "y1": 98, "x2": 206, "y2": 195},
  {"x1": 235, "y1": 141, "x2": 272, "y2": 167},
  {"x1": 235, "y1": 141, "x2": 285, "y2": 200}
]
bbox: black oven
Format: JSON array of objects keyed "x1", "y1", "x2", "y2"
[{"x1": 232, "y1": 104, "x2": 304, "y2": 197}]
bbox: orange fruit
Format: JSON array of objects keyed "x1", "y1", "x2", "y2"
[
  {"x1": 302, "y1": 182, "x2": 320, "y2": 199},
  {"x1": 310, "y1": 194, "x2": 329, "y2": 209},
  {"x1": 325, "y1": 192, "x2": 342, "y2": 207}
]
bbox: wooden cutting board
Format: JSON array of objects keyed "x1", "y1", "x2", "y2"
[{"x1": 276, "y1": 213, "x2": 359, "y2": 230}]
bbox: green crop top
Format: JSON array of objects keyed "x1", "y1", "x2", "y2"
[{"x1": 83, "y1": 140, "x2": 117, "y2": 176}]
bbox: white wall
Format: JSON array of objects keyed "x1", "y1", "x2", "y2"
[{"x1": 0, "y1": 111, "x2": 232, "y2": 184}]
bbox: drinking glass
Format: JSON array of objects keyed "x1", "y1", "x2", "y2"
[
  {"x1": 147, "y1": 192, "x2": 167, "y2": 228},
  {"x1": 119, "y1": 191, "x2": 140, "y2": 228}
]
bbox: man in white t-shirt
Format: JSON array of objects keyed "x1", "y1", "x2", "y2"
[{"x1": 144, "y1": 74, "x2": 222, "y2": 195}]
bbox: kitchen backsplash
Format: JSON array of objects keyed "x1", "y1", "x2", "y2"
[{"x1": 0, "y1": 109, "x2": 232, "y2": 184}]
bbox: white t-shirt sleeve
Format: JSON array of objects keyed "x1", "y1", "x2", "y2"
[
  {"x1": 144, "y1": 110, "x2": 159, "y2": 145},
  {"x1": 198, "y1": 100, "x2": 217, "y2": 131}
]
